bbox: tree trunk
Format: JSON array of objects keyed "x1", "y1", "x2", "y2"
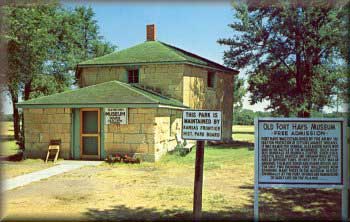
[
  {"x1": 9, "y1": 89, "x2": 20, "y2": 141},
  {"x1": 24, "y1": 81, "x2": 32, "y2": 100}
]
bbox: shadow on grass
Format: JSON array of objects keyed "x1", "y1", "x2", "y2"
[
  {"x1": 257, "y1": 188, "x2": 341, "y2": 221},
  {"x1": 0, "y1": 135, "x2": 15, "y2": 141},
  {"x1": 208, "y1": 140, "x2": 254, "y2": 149},
  {"x1": 232, "y1": 131, "x2": 254, "y2": 135},
  {"x1": 84, "y1": 204, "x2": 252, "y2": 222}
]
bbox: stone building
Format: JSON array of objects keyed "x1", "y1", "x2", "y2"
[{"x1": 17, "y1": 24, "x2": 238, "y2": 161}]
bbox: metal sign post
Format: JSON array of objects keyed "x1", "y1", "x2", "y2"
[
  {"x1": 182, "y1": 110, "x2": 222, "y2": 220},
  {"x1": 254, "y1": 118, "x2": 348, "y2": 221}
]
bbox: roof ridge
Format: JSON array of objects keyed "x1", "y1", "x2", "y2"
[
  {"x1": 114, "y1": 81, "x2": 160, "y2": 104},
  {"x1": 157, "y1": 41, "x2": 189, "y2": 62},
  {"x1": 19, "y1": 81, "x2": 118, "y2": 104},
  {"x1": 159, "y1": 41, "x2": 236, "y2": 72},
  {"x1": 79, "y1": 42, "x2": 149, "y2": 65},
  {"x1": 153, "y1": 41, "x2": 187, "y2": 61}
]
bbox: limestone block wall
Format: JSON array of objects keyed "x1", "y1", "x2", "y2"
[
  {"x1": 154, "y1": 108, "x2": 182, "y2": 161},
  {"x1": 79, "y1": 64, "x2": 184, "y2": 102},
  {"x1": 104, "y1": 108, "x2": 157, "y2": 161},
  {"x1": 23, "y1": 108, "x2": 72, "y2": 159},
  {"x1": 183, "y1": 64, "x2": 234, "y2": 141},
  {"x1": 79, "y1": 66, "x2": 127, "y2": 87},
  {"x1": 139, "y1": 64, "x2": 184, "y2": 101},
  {"x1": 215, "y1": 72, "x2": 234, "y2": 141},
  {"x1": 104, "y1": 107, "x2": 182, "y2": 162}
]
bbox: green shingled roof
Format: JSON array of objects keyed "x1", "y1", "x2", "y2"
[
  {"x1": 17, "y1": 81, "x2": 187, "y2": 109},
  {"x1": 78, "y1": 41, "x2": 235, "y2": 73}
]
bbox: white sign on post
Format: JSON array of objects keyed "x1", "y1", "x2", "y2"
[
  {"x1": 254, "y1": 118, "x2": 348, "y2": 222},
  {"x1": 182, "y1": 110, "x2": 223, "y2": 219},
  {"x1": 105, "y1": 108, "x2": 128, "y2": 125},
  {"x1": 182, "y1": 110, "x2": 222, "y2": 141}
]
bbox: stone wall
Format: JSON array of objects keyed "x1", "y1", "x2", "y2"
[
  {"x1": 154, "y1": 108, "x2": 182, "y2": 161},
  {"x1": 139, "y1": 64, "x2": 184, "y2": 101},
  {"x1": 23, "y1": 108, "x2": 71, "y2": 159},
  {"x1": 104, "y1": 107, "x2": 182, "y2": 162},
  {"x1": 104, "y1": 108, "x2": 156, "y2": 161},
  {"x1": 183, "y1": 64, "x2": 234, "y2": 141},
  {"x1": 79, "y1": 66, "x2": 127, "y2": 87},
  {"x1": 79, "y1": 64, "x2": 184, "y2": 101}
]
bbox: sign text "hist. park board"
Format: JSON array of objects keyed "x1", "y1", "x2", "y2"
[
  {"x1": 182, "y1": 110, "x2": 222, "y2": 141},
  {"x1": 256, "y1": 118, "x2": 345, "y2": 185}
]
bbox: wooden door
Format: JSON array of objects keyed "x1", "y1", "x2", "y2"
[{"x1": 80, "y1": 108, "x2": 100, "y2": 159}]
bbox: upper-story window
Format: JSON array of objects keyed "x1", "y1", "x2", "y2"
[
  {"x1": 207, "y1": 71, "x2": 215, "y2": 88},
  {"x1": 128, "y1": 69, "x2": 139, "y2": 83}
]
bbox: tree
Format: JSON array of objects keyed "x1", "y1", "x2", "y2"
[
  {"x1": 233, "y1": 76, "x2": 246, "y2": 110},
  {"x1": 71, "y1": 6, "x2": 116, "y2": 83},
  {"x1": 218, "y1": 1, "x2": 348, "y2": 117},
  {"x1": 5, "y1": 2, "x2": 60, "y2": 140},
  {"x1": 3, "y1": 3, "x2": 116, "y2": 143}
]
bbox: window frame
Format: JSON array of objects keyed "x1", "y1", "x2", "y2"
[
  {"x1": 128, "y1": 69, "x2": 139, "y2": 84},
  {"x1": 207, "y1": 71, "x2": 215, "y2": 88}
]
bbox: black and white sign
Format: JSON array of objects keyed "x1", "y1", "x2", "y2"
[
  {"x1": 182, "y1": 110, "x2": 222, "y2": 141},
  {"x1": 257, "y1": 119, "x2": 343, "y2": 185},
  {"x1": 254, "y1": 118, "x2": 348, "y2": 221},
  {"x1": 105, "y1": 108, "x2": 128, "y2": 124}
]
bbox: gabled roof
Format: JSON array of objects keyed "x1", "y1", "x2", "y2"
[
  {"x1": 16, "y1": 81, "x2": 187, "y2": 109},
  {"x1": 78, "y1": 41, "x2": 237, "y2": 73}
]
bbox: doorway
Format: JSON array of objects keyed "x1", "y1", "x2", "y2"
[{"x1": 80, "y1": 108, "x2": 100, "y2": 159}]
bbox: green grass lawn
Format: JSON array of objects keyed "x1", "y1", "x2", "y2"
[
  {"x1": 0, "y1": 121, "x2": 52, "y2": 178},
  {"x1": 232, "y1": 125, "x2": 254, "y2": 143},
  {"x1": 4, "y1": 144, "x2": 342, "y2": 221},
  {"x1": 0, "y1": 121, "x2": 19, "y2": 156}
]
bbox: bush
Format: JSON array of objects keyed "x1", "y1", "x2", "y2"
[
  {"x1": 233, "y1": 109, "x2": 273, "y2": 125},
  {"x1": 233, "y1": 109, "x2": 349, "y2": 126}
]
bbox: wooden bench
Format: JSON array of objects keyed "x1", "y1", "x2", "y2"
[
  {"x1": 175, "y1": 134, "x2": 194, "y2": 153},
  {"x1": 45, "y1": 140, "x2": 61, "y2": 163}
]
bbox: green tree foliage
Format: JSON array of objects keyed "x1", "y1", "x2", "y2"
[
  {"x1": 218, "y1": 1, "x2": 348, "y2": 117},
  {"x1": 233, "y1": 76, "x2": 246, "y2": 109},
  {"x1": 3, "y1": 2, "x2": 116, "y2": 142}
]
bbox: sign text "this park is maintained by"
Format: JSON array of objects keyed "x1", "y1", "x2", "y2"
[{"x1": 182, "y1": 110, "x2": 222, "y2": 141}]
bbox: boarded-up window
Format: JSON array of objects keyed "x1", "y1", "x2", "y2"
[
  {"x1": 128, "y1": 69, "x2": 139, "y2": 83},
  {"x1": 207, "y1": 71, "x2": 215, "y2": 88}
]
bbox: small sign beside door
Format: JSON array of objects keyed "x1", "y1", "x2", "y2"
[{"x1": 105, "y1": 108, "x2": 128, "y2": 124}]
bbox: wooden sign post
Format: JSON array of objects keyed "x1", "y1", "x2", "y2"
[
  {"x1": 182, "y1": 110, "x2": 222, "y2": 220},
  {"x1": 193, "y1": 140, "x2": 205, "y2": 219}
]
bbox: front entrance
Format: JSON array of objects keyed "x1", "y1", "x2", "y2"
[{"x1": 80, "y1": 108, "x2": 100, "y2": 159}]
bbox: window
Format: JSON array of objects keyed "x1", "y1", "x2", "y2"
[
  {"x1": 207, "y1": 71, "x2": 215, "y2": 88},
  {"x1": 128, "y1": 69, "x2": 139, "y2": 83}
]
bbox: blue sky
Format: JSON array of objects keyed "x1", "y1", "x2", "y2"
[
  {"x1": 1, "y1": 1, "x2": 272, "y2": 114},
  {"x1": 64, "y1": 1, "x2": 235, "y2": 64}
]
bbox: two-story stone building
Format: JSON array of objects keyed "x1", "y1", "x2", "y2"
[{"x1": 17, "y1": 25, "x2": 238, "y2": 161}]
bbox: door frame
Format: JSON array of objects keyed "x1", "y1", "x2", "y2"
[{"x1": 80, "y1": 108, "x2": 100, "y2": 159}]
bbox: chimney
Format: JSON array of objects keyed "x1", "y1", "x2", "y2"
[{"x1": 146, "y1": 24, "x2": 156, "y2": 41}]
